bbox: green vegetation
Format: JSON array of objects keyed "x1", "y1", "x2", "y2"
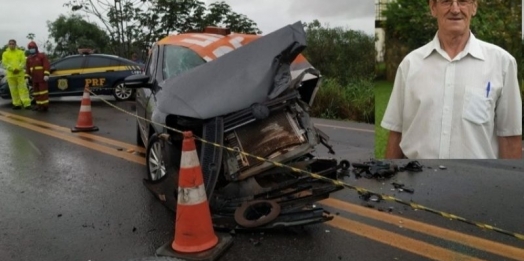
[
  {"x1": 374, "y1": 81, "x2": 393, "y2": 159},
  {"x1": 304, "y1": 20, "x2": 375, "y2": 123},
  {"x1": 64, "y1": 0, "x2": 261, "y2": 57},
  {"x1": 375, "y1": 62, "x2": 386, "y2": 81},
  {"x1": 311, "y1": 78, "x2": 374, "y2": 123},
  {"x1": 47, "y1": 14, "x2": 110, "y2": 57}
]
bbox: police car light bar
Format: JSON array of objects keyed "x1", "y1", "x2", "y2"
[{"x1": 203, "y1": 26, "x2": 230, "y2": 36}]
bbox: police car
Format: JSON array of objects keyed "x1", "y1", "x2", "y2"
[
  {"x1": 0, "y1": 63, "x2": 6, "y2": 87},
  {"x1": 0, "y1": 52, "x2": 142, "y2": 101}
]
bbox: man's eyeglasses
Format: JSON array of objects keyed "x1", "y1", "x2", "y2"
[{"x1": 436, "y1": 0, "x2": 474, "y2": 7}]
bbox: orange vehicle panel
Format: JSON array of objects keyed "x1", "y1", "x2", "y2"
[{"x1": 157, "y1": 33, "x2": 310, "y2": 68}]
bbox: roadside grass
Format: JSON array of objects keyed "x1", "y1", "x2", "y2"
[
  {"x1": 311, "y1": 78, "x2": 374, "y2": 123},
  {"x1": 375, "y1": 62, "x2": 386, "y2": 81},
  {"x1": 374, "y1": 80, "x2": 393, "y2": 159}
]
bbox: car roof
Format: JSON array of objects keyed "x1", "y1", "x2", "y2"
[
  {"x1": 157, "y1": 32, "x2": 308, "y2": 64},
  {"x1": 57, "y1": 53, "x2": 139, "y2": 65},
  {"x1": 64, "y1": 53, "x2": 124, "y2": 60}
]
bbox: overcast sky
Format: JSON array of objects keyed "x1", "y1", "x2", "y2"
[{"x1": 0, "y1": 0, "x2": 374, "y2": 48}]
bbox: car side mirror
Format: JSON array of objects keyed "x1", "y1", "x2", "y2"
[
  {"x1": 124, "y1": 74, "x2": 152, "y2": 89},
  {"x1": 50, "y1": 66, "x2": 57, "y2": 73}
]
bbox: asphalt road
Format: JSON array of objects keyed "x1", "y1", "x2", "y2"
[{"x1": 0, "y1": 96, "x2": 523, "y2": 261}]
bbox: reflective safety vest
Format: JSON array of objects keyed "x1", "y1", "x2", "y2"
[{"x1": 1, "y1": 48, "x2": 26, "y2": 78}]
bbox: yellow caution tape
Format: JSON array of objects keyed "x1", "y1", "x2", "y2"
[{"x1": 88, "y1": 89, "x2": 524, "y2": 241}]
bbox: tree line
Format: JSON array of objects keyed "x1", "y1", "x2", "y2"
[
  {"x1": 0, "y1": 0, "x2": 375, "y2": 122},
  {"x1": 49, "y1": 0, "x2": 260, "y2": 58}
]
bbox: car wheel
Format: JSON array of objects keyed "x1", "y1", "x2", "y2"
[
  {"x1": 113, "y1": 81, "x2": 134, "y2": 101},
  {"x1": 146, "y1": 134, "x2": 167, "y2": 182},
  {"x1": 136, "y1": 121, "x2": 145, "y2": 147},
  {"x1": 27, "y1": 84, "x2": 35, "y2": 104}
]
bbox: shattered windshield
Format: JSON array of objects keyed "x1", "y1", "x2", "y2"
[{"x1": 162, "y1": 45, "x2": 205, "y2": 79}]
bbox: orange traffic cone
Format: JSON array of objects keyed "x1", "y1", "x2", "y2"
[
  {"x1": 71, "y1": 88, "x2": 98, "y2": 132},
  {"x1": 156, "y1": 131, "x2": 233, "y2": 260},
  {"x1": 172, "y1": 131, "x2": 218, "y2": 252}
]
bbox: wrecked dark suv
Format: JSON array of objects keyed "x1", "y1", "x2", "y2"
[{"x1": 124, "y1": 22, "x2": 346, "y2": 230}]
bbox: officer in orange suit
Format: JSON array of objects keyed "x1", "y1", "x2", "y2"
[{"x1": 25, "y1": 41, "x2": 50, "y2": 111}]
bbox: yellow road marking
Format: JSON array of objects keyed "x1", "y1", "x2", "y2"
[
  {"x1": 322, "y1": 198, "x2": 524, "y2": 261},
  {"x1": 0, "y1": 114, "x2": 145, "y2": 165},
  {"x1": 329, "y1": 216, "x2": 486, "y2": 261},
  {"x1": 314, "y1": 123, "x2": 375, "y2": 133},
  {"x1": 0, "y1": 111, "x2": 146, "y2": 154},
  {"x1": 0, "y1": 110, "x2": 519, "y2": 260}
]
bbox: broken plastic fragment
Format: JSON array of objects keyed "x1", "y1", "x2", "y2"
[
  {"x1": 370, "y1": 195, "x2": 381, "y2": 202},
  {"x1": 399, "y1": 188, "x2": 414, "y2": 194},
  {"x1": 392, "y1": 182, "x2": 405, "y2": 189}
]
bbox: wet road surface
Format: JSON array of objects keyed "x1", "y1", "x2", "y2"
[{"x1": 0, "y1": 97, "x2": 523, "y2": 261}]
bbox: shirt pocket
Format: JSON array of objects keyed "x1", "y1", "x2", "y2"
[{"x1": 462, "y1": 85, "x2": 494, "y2": 125}]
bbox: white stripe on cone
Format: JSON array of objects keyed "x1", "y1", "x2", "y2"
[
  {"x1": 80, "y1": 105, "x2": 92, "y2": 112},
  {"x1": 181, "y1": 149, "x2": 200, "y2": 168},
  {"x1": 177, "y1": 184, "x2": 207, "y2": 205}
]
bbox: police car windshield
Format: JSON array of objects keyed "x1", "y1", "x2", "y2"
[{"x1": 162, "y1": 45, "x2": 205, "y2": 79}]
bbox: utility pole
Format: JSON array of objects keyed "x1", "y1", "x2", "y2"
[
  {"x1": 114, "y1": 0, "x2": 126, "y2": 57},
  {"x1": 113, "y1": 0, "x2": 121, "y2": 56},
  {"x1": 118, "y1": 0, "x2": 126, "y2": 56}
]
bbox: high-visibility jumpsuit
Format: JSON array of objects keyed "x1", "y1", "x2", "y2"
[
  {"x1": 26, "y1": 51, "x2": 50, "y2": 110},
  {"x1": 1, "y1": 48, "x2": 31, "y2": 108}
]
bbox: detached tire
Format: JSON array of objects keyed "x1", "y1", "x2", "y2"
[{"x1": 234, "y1": 200, "x2": 281, "y2": 228}]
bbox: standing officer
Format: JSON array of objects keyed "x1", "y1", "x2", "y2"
[
  {"x1": 1, "y1": 39, "x2": 31, "y2": 110},
  {"x1": 25, "y1": 41, "x2": 50, "y2": 112}
]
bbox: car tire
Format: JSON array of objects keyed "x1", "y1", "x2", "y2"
[
  {"x1": 113, "y1": 81, "x2": 135, "y2": 101},
  {"x1": 136, "y1": 121, "x2": 145, "y2": 147},
  {"x1": 146, "y1": 134, "x2": 167, "y2": 182},
  {"x1": 27, "y1": 84, "x2": 35, "y2": 104}
]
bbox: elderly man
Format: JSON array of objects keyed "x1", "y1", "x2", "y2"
[{"x1": 381, "y1": 0, "x2": 522, "y2": 159}]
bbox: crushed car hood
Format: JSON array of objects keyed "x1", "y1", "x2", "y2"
[{"x1": 156, "y1": 21, "x2": 308, "y2": 119}]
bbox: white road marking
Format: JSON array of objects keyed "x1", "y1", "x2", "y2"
[{"x1": 27, "y1": 140, "x2": 42, "y2": 155}]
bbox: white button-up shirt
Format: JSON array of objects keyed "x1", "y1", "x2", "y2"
[{"x1": 381, "y1": 32, "x2": 522, "y2": 159}]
